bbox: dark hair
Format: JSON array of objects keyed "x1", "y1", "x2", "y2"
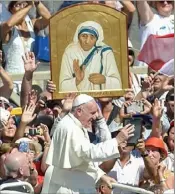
[
  {"x1": 166, "y1": 89, "x2": 174, "y2": 102},
  {"x1": 8, "y1": 1, "x2": 18, "y2": 12},
  {"x1": 128, "y1": 49, "x2": 135, "y2": 67},
  {"x1": 32, "y1": 84, "x2": 43, "y2": 100}
]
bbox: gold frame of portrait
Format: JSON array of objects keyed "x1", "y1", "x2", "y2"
[{"x1": 50, "y1": 3, "x2": 129, "y2": 99}]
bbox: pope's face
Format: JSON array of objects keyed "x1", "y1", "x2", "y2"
[
  {"x1": 78, "y1": 100, "x2": 98, "y2": 128},
  {"x1": 78, "y1": 34, "x2": 97, "y2": 51}
]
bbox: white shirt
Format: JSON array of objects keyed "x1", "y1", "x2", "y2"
[
  {"x1": 140, "y1": 14, "x2": 174, "y2": 49},
  {"x1": 3, "y1": 16, "x2": 35, "y2": 74},
  {"x1": 43, "y1": 113, "x2": 120, "y2": 194},
  {"x1": 163, "y1": 152, "x2": 174, "y2": 172},
  {"x1": 108, "y1": 154, "x2": 144, "y2": 194}
]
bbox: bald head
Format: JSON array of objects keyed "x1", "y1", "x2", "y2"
[{"x1": 4, "y1": 151, "x2": 30, "y2": 178}]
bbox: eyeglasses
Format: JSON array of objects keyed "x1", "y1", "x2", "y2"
[
  {"x1": 14, "y1": 2, "x2": 28, "y2": 8},
  {"x1": 158, "y1": 1, "x2": 173, "y2": 4}
]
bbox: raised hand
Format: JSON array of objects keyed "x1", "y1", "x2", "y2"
[
  {"x1": 140, "y1": 98, "x2": 152, "y2": 115},
  {"x1": 152, "y1": 98, "x2": 163, "y2": 119},
  {"x1": 136, "y1": 139, "x2": 146, "y2": 154},
  {"x1": 73, "y1": 59, "x2": 85, "y2": 85},
  {"x1": 161, "y1": 76, "x2": 174, "y2": 92},
  {"x1": 36, "y1": 123, "x2": 51, "y2": 144},
  {"x1": 21, "y1": 103, "x2": 37, "y2": 124},
  {"x1": 62, "y1": 93, "x2": 77, "y2": 113},
  {"x1": 116, "y1": 124, "x2": 134, "y2": 146},
  {"x1": 89, "y1": 73, "x2": 106, "y2": 85},
  {"x1": 141, "y1": 74, "x2": 154, "y2": 98},
  {"x1": 96, "y1": 103, "x2": 103, "y2": 120},
  {"x1": 46, "y1": 80, "x2": 56, "y2": 93},
  {"x1": 119, "y1": 101, "x2": 136, "y2": 120},
  {"x1": 22, "y1": 52, "x2": 40, "y2": 74}
]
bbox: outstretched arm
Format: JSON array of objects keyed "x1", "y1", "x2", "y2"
[
  {"x1": 0, "y1": 66, "x2": 13, "y2": 99},
  {"x1": 32, "y1": 1, "x2": 51, "y2": 31},
  {"x1": 1, "y1": 3, "x2": 33, "y2": 41},
  {"x1": 136, "y1": 1, "x2": 154, "y2": 25},
  {"x1": 121, "y1": 1, "x2": 136, "y2": 29},
  {"x1": 20, "y1": 52, "x2": 39, "y2": 108}
]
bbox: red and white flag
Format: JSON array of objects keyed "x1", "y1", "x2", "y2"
[
  {"x1": 159, "y1": 59, "x2": 174, "y2": 77},
  {"x1": 138, "y1": 34, "x2": 174, "y2": 77}
]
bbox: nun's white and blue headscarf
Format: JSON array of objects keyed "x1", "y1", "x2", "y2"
[{"x1": 73, "y1": 21, "x2": 104, "y2": 46}]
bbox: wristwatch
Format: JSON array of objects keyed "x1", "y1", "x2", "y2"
[{"x1": 141, "y1": 150, "x2": 149, "y2": 158}]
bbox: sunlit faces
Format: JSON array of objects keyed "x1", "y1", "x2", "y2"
[
  {"x1": 78, "y1": 100, "x2": 98, "y2": 128},
  {"x1": 2, "y1": 116, "x2": 17, "y2": 138},
  {"x1": 153, "y1": 73, "x2": 167, "y2": 91},
  {"x1": 124, "y1": 90, "x2": 135, "y2": 101},
  {"x1": 166, "y1": 100, "x2": 174, "y2": 113},
  {"x1": 146, "y1": 146, "x2": 161, "y2": 165},
  {"x1": 78, "y1": 34, "x2": 97, "y2": 51},
  {"x1": 156, "y1": 1, "x2": 173, "y2": 17},
  {"x1": 167, "y1": 126, "x2": 174, "y2": 152},
  {"x1": 10, "y1": 1, "x2": 28, "y2": 13}
]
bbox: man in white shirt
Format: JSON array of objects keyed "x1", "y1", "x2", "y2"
[
  {"x1": 108, "y1": 146, "x2": 144, "y2": 194},
  {"x1": 42, "y1": 94, "x2": 134, "y2": 194}
]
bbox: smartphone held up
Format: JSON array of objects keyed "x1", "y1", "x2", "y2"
[{"x1": 123, "y1": 117, "x2": 143, "y2": 146}]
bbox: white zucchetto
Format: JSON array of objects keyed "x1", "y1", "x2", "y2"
[{"x1": 72, "y1": 94, "x2": 94, "y2": 107}]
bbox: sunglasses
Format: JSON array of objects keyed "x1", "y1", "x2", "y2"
[
  {"x1": 14, "y1": 2, "x2": 28, "y2": 8},
  {"x1": 158, "y1": 1, "x2": 173, "y2": 4},
  {"x1": 0, "y1": 100, "x2": 10, "y2": 110}
]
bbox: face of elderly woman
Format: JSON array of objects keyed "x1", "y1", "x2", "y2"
[
  {"x1": 78, "y1": 34, "x2": 97, "y2": 51},
  {"x1": 146, "y1": 146, "x2": 161, "y2": 165},
  {"x1": 155, "y1": 1, "x2": 173, "y2": 17},
  {"x1": 168, "y1": 126, "x2": 174, "y2": 152}
]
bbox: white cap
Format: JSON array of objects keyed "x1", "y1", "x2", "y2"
[
  {"x1": 72, "y1": 94, "x2": 94, "y2": 107},
  {"x1": 0, "y1": 96, "x2": 9, "y2": 104}
]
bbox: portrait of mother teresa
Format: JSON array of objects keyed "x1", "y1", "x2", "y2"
[{"x1": 59, "y1": 21, "x2": 122, "y2": 91}]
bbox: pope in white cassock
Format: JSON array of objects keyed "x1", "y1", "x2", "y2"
[
  {"x1": 59, "y1": 21, "x2": 122, "y2": 91},
  {"x1": 41, "y1": 94, "x2": 134, "y2": 194}
]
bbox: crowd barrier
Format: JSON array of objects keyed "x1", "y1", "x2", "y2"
[
  {"x1": 112, "y1": 183, "x2": 154, "y2": 194},
  {"x1": 0, "y1": 181, "x2": 34, "y2": 194}
]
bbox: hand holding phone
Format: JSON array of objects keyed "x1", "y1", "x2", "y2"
[
  {"x1": 0, "y1": 107, "x2": 10, "y2": 129},
  {"x1": 123, "y1": 117, "x2": 143, "y2": 146},
  {"x1": 125, "y1": 101, "x2": 144, "y2": 114}
]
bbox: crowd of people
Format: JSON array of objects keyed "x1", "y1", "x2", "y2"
[{"x1": 0, "y1": 1, "x2": 174, "y2": 194}]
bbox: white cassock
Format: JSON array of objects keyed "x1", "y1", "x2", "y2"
[{"x1": 42, "y1": 113, "x2": 120, "y2": 194}]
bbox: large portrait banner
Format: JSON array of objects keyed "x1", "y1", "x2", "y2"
[{"x1": 50, "y1": 3, "x2": 129, "y2": 99}]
